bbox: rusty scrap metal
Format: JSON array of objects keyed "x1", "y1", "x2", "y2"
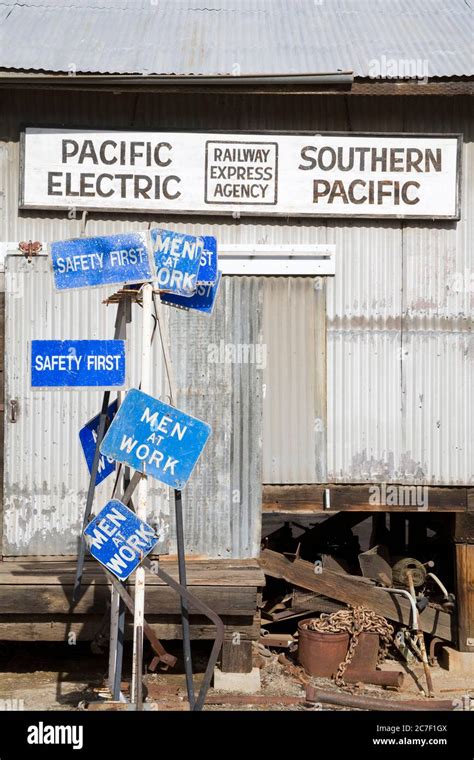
[
  {"x1": 143, "y1": 558, "x2": 225, "y2": 712},
  {"x1": 406, "y1": 570, "x2": 434, "y2": 698},
  {"x1": 342, "y1": 670, "x2": 404, "y2": 687},
  {"x1": 19, "y1": 240, "x2": 42, "y2": 261},
  {"x1": 204, "y1": 694, "x2": 305, "y2": 706},
  {"x1": 305, "y1": 686, "x2": 455, "y2": 711},
  {"x1": 260, "y1": 632, "x2": 296, "y2": 648},
  {"x1": 392, "y1": 558, "x2": 426, "y2": 588},
  {"x1": 306, "y1": 606, "x2": 394, "y2": 686},
  {"x1": 105, "y1": 571, "x2": 177, "y2": 669}
]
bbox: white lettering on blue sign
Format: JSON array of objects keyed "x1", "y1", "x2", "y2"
[
  {"x1": 50, "y1": 232, "x2": 152, "y2": 290},
  {"x1": 84, "y1": 500, "x2": 160, "y2": 580},
  {"x1": 151, "y1": 228, "x2": 204, "y2": 296},
  {"x1": 100, "y1": 388, "x2": 211, "y2": 489},
  {"x1": 197, "y1": 236, "x2": 218, "y2": 285},
  {"x1": 31, "y1": 340, "x2": 125, "y2": 387},
  {"x1": 79, "y1": 400, "x2": 118, "y2": 486},
  {"x1": 160, "y1": 272, "x2": 221, "y2": 315}
]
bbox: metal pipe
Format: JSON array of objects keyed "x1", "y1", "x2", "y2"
[
  {"x1": 378, "y1": 586, "x2": 418, "y2": 629},
  {"x1": 305, "y1": 686, "x2": 455, "y2": 711},
  {"x1": 426, "y1": 572, "x2": 450, "y2": 600},
  {"x1": 0, "y1": 72, "x2": 354, "y2": 87},
  {"x1": 407, "y1": 570, "x2": 434, "y2": 698},
  {"x1": 343, "y1": 670, "x2": 405, "y2": 687},
  {"x1": 131, "y1": 283, "x2": 153, "y2": 708},
  {"x1": 175, "y1": 488, "x2": 196, "y2": 710},
  {"x1": 144, "y1": 559, "x2": 225, "y2": 713}
]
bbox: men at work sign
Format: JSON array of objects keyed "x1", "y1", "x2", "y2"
[
  {"x1": 100, "y1": 388, "x2": 211, "y2": 490},
  {"x1": 21, "y1": 128, "x2": 461, "y2": 219}
]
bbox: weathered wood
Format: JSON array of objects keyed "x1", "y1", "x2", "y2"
[
  {"x1": 221, "y1": 639, "x2": 253, "y2": 673},
  {"x1": 454, "y1": 543, "x2": 474, "y2": 652},
  {"x1": 0, "y1": 583, "x2": 258, "y2": 616},
  {"x1": 0, "y1": 614, "x2": 260, "y2": 642},
  {"x1": 291, "y1": 590, "x2": 345, "y2": 616},
  {"x1": 453, "y1": 513, "x2": 474, "y2": 544},
  {"x1": 0, "y1": 558, "x2": 265, "y2": 587},
  {"x1": 259, "y1": 549, "x2": 453, "y2": 641},
  {"x1": 263, "y1": 485, "x2": 469, "y2": 513}
]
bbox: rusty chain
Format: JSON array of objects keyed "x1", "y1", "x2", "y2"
[{"x1": 307, "y1": 606, "x2": 394, "y2": 687}]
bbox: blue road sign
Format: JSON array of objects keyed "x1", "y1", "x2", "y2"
[
  {"x1": 31, "y1": 340, "x2": 126, "y2": 387},
  {"x1": 100, "y1": 388, "x2": 211, "y2": 489},
  {"x1": 151, "y1": 228, "x2": 204, "y2": 296},
  {"x1": 160, "y1": 272, "x2": 221, "y2": 316},
  {"x1": 84, "y1": 499, "x2": 160, "y2": 580},
  {"x1": 50, "y1": 232, "x2": 152, "y2": 290},
  {"x1": 197, "y1": 236, "x2": 218, "y2": 285},
  {"x1": 79, "y1": 400, "x2": 118, "y2": 486}
]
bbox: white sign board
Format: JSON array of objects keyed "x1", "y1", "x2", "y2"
[{"x1": 21, "y1": 128, "x2": 461, "y2": 219}]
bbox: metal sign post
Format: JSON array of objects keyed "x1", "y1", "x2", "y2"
[
  {"x1": 153, "y1": 293, "x2": 196, "y2": 708},
  {"x1": 72, "y1": 300, "x2": 127, "y2": 602},
  {"x1": 131, "y1": 282, "x2": 153, "y2": 708},
  {"x1": 107, "y1": 292, "x2": 132, "y2": 702}
]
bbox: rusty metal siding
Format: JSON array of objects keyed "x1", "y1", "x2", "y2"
[
  {"x1": 0, "y1": 90, "x2": 472, "y2": 512},
  {"x1": 3, "y1": 255, "x2": 170, "y2": 556},
  {"x1": 3, "y1": 255, "x2": 263, "y2": 557}
]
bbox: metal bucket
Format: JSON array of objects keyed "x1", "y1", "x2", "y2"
[
  {"x1": 297, "y1": 620, "x2": 349, "y2": 677},
  {"x1": 346, "y1": 632, "x2": 380, "y2": 673}
]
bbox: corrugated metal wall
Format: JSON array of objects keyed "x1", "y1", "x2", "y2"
[
  {"x1": 169, "y1": 276, "x2": 263, "y2": 558},
  {"x1": 3, "y1": 255, "x2": 169, "y2": 555},
  {"x1": 3, "y1": 255, "x2": 263, "y2": 557},
  {"x1": 0, "y1": 90, "x2": 472, "y2": 544},
  {"x1": 263, "y1": 277, "x2": 326, "y2": 483}
]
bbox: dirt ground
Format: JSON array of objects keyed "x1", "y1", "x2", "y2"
[{"x1": 0, "y1": 641, "x2": 472, "y2": 712}]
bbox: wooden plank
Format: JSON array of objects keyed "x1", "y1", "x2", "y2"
[
  {"x1": 0, "y1": 614, "x2": 260, "y2": 642},
  {"x1": 263, "y1": 485, "x2": 468, "y2": 513},
  {"x1": 259, "y1": 549, "x2": 453, "y2": 641},
  {"x1": 0, "y1": 559, "x2": 265, "y2": 587},
  {"x1": 454, "y1": 543, "x2": 474, "y2": 652},
  {"x1": 221, "y1": 640, "x2": 253, "y2": 673},
  {"x1": 0, "y1": 584, "x2": 258, "y2": 616}
]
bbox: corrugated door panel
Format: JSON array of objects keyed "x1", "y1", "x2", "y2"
[
  {"x1": 168, "y1": 276, "x2": 263, "y2": 558},
  {"x1": 3, "y1": 255, "x2": 169, "y2": 556},
  {"x1": 262, "y1": 277, "x2": 326, "y2": 484}
]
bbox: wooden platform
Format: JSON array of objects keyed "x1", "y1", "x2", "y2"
[{"x1": 0, "y1": 558, "x2": 264, "y2": 645}]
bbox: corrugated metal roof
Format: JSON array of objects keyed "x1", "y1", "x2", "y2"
[{"x1": 0, "y1": 0, "x2": 472, "y2": 78}]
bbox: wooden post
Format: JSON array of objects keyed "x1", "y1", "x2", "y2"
[
  {"x1": 453, "y1": 513, "x2": 474, "y2": 652},
  {"x1": 221, "y1": 639, "x2": 253, "y2": 674}
]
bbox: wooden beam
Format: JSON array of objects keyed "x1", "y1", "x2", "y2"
[
  {"x1": 0, "y1": 614, "x2": 260, "y2": 642},
  {"x1": 0, "y1": 558, "x2": 265, "y2": 587},
  {"x1": 454, "y1": 544, "x2": 474, "y2": 652},
  {"x1": 259, "y1": 549, "x2": 453, "y2": 641},
  {"x1": 263, "y1": 485, "x2": 470, "y2": 513},
  {"x1": 0, "y1": 584, "x2": 259, "y2": 616}
]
